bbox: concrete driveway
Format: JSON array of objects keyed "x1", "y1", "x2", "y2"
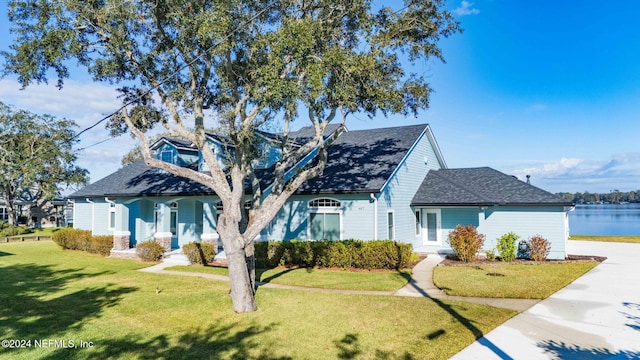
[{"x1": 452, "y1": 240, "x2": 640, "y2": 359}]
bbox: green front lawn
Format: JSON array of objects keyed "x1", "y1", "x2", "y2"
[
  {"x1": 570, "y1": 235, "x2": 640, "y2": 243},
  {"x1": 166, "y1": 265, "x2": 412, "y2": 292},
  {"x1": 433, "y1": 262, "x2": 599, "y2": 299},
  {"x1": 0, "y1": 241, "x2": 515, "y2": 359}
]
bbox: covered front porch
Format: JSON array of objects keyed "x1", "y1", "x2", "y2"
[{"x1": 110, "y1": 196, "x2": 222, "y2": 253}]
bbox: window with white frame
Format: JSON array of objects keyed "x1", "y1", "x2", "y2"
[
  {"x1": 160, "y1": 150, "x2": 174, "y2": 164},
  {"x1": 387, "y1": 211, "x2": 395, "y2": 240},
  {"x1": 108, "y1": 203, "x2": 116, "y2": 230},
  {"x1": 0, "y1": 207, "x2": 8, "y2": 222},
  {"x1": 415, "y1": 210, "x2": 421, "y2": 236},
  {"x1": 308, "y1": 198, "x2": 341, "y2": 208},
  {"x1": 308, "y1": 198, "x2": 341, "y2": 240}
]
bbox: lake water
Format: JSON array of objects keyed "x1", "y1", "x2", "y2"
[{"x1": 570, "y1": 203, "x2": 640, "y2": 235}]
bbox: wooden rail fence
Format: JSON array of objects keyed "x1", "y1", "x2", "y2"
[{"x1": 1, "y1": 235, "x2": 53, "y2": 243}]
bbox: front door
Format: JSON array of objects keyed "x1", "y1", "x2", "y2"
[{"x1": 423, "y1": 209, "x2": 441, "y2": 246}]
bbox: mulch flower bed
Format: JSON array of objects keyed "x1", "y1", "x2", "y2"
[{"x1": 439, "y1": 254, "x2": 607, "y2": 266}]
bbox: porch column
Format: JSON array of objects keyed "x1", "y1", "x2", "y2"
[
  {"x1": 113, "y1": 202, "x2": 131, "y2": 250},
  {"x1": 154, "y1": 202, "x2": 172, "y2": 252},
  {"x1": 200, "y1": 200, "x2": 219, "y2": 253}
]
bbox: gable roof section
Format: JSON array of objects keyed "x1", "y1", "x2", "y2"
[
  {"x1": 150, "y1": 137, "x2": 199, "y2": 152},
  {"x1": 68, "y1": 160, "x2": 216, "y2": 198},
  {"x1": 296, "y1": 124, "x2": 428, "y2": 194},
  {"x1": 411, "y1": 167, "x2": 573, "y2": 206}
]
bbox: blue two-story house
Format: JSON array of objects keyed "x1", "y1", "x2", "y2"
[{"x1": 69, "y1": 124, "x2": 573, "y2": 259}]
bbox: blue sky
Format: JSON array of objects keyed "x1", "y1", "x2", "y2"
[{"x1": 1, "y1": 1, "x2": 639, "y2": 193}]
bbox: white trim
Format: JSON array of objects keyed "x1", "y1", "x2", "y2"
[
  {"x1": 154, "y1": 232, "x2": 174, "y2": 239},
  {"x1": 308, "y1": 197, "x2": 342, "y2": 208},
  {"x1": 114, "y1": 230, "x2": 131, "y2": 236},
  {"x1": 370, "y1": 193, "x2": 378, "y2": 240},
  {"x1": 201, "y1": 233, "x2": 220, "y2": 241}
]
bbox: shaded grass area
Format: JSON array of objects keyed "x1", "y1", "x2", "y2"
[
  {"x1": 433, "y1": 262, "x2": 599, "y2": 299},
  {"x1": 0, "y1": 241, "x2": 515, "y2": 359},
  {"x1": 165, "y1": 265, "x2": 412, "y2": 292},
  {"x1": 570, "y1": 235, "x2": 640, "y2": 243}
]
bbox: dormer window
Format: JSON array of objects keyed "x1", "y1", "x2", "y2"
[{"x1": 160, "y1": 150, "x2": 173, "y2": 164}]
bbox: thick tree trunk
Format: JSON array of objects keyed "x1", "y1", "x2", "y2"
[
  {"x1": 2, "y1": 187, "x2": 17, "y2": 225},
  {"x1": 226, "y1": 245, "x2": 258, "y2": 313}
]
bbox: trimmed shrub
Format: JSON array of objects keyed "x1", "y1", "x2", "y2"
[
  {"x1": 255, "y1": 239, "x2": 415, "y2": 270},
  {"x1": 528, "y1": 235, "x2": 551, "y2": 261},
  {"x1": 496, "y1": 232, "x2": 519, "y2": 262},
  {"x1": 90, "y1": 235, "x2": 114, "y2": 256},
  {"x1": 136, "y1": 241, "x2": 165, "y2": 262},
  {"x1": 53, "y1": 228, "x2": 92, "y2": 250},
  {"x1": 183, "y1": 242, "x2": 216, "y2": 265},
  {"x1": 447, "y1": 225, "x2": 485, "y2": 262}
]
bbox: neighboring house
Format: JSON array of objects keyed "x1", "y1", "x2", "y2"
[
  {"x1": 68, "y1": 124, "x2": 573, "y2": 259},
  {"x1": 0, "y1": 190, "x2": 66, "y2": 227}
]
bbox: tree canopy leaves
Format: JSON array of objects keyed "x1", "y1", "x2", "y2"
[
  {"x1": 0, "y1": 102, "x2": 88, "y2": 224},
  {"x1": 3, "y1": 0, "x2": 460, "y2": 312}
]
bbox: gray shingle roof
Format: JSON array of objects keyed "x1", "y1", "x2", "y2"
[
  {"x1": 296, "y1": 124, "x2": 427, "y2": 194},
  {"x1": 411, "y1": 167, "x2": 573, "y2": 206},
  {"x1": 288, "y1": 123, "x2": 342, "y2": 144},
  {"x1": 69, "y1": 124, "x2": 428, "y2": 198},
  {"x1": 69, "y1": 160, "x2": 216, "y2": 198}
]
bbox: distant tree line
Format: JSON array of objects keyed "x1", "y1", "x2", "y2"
[{"x1": 556, "y1": 190, "x2": 640, "y2": 204}]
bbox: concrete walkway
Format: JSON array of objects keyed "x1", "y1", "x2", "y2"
[
  {"x1": 452, "y1": 241, "x2": 640, "y2": 359},
  {"x1": 140, "y1": 253, "x2": 538, "y2": 311}
]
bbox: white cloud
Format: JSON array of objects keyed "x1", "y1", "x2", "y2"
[
  {"x1": 453, "y1": 1, "x2": 480, "y2": 16},
  {"x1": 524, "y1": 104, "x2": 549, "y2": 113},
  {"x1": 506, "y1": 153, "x2": 640, "y2": 193}
]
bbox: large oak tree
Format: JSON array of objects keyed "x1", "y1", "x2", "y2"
[
  {"x1": 0, "y1": 102, "x2": 88, "y2": 225},
  {"x1": 3, "y1": 0, "x2": 460, "y2": 312}
]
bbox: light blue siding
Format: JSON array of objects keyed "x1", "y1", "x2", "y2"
[
  {"x1": 73, "y1": 200, "x2": 92, "y2": 231},
  {"x1": 75, "y1": 199, "x2": 110, "y2": 235},
  {"x1": 480, "y1": 206, "x2": 567, "y2": 260},
  {"x1": 441, "y1": 208, "x2": 480, "y2": 231},
  {"x1": 427, "y1": 206, "x2": 568, "y2": 259},
  {"x1": 378, "y1": 128, "x2": 444, "y2": 249}
]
